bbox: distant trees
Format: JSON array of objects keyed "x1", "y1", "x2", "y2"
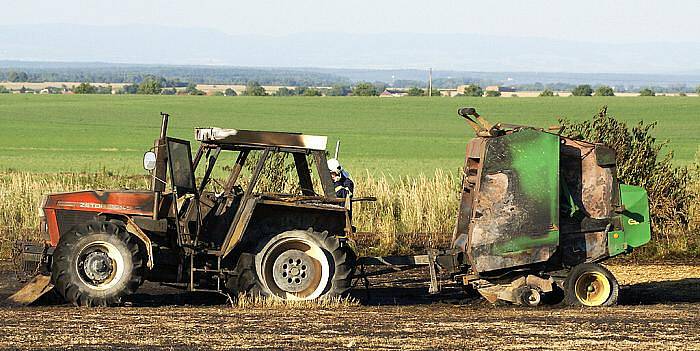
[
  {"x1": 161, "y1": 87, "x2": 177, "y2": 95},
  {"x1": 274, "y1": 87, "x2": 293, "y2": 96},
  {"x1": 185, "y1": 83, "x2": 205, "y2": 95},
  {"x1": 7, "y1": 71, "x2": 29, "y2": 82},
  {"x1": 462, "y1": 85, "x2": 483, "y2": 97},
  {"x1": 122, "y1": 84, "x2": 139, "y2": 94},
  {"x1": 696, "y1": 86, "x2": 700, "y2": 95},
  {"x1": 539, "y1": 89, "x2": 556, "y2": 97},
  {"x1": 594, "y1": 85, "x2": 615, "y2": 96},
  {"x1": 243, "y1": 81, "x2": 267, "y2": 96},
  {"x1": 224, "y1": 88, "x2": 237, "y2": 96},
  {"x1": 72, "y1": 82, "x2": 97, "y2": 94},
  {"x1": 639, "y1": 88, "x2": 655, "y2": 96},
  {"x1": 137, "y1": 77, "x2": 162, "y2": 94},
  {"x1": 95, "y1": 85, "x2": 113, "y2": 94},
  {"x1": 326, "y1": 84, "x2": 351, "y2": 96},
  {"x1": 352, "y1": 82, "x2": 379, "y2": 96},
  {"x1": 407, "y1": 87, "x2": 424, "y2": 96},
  {"x1": 484, "y1": 90, "x2": 501, "y2": 97},
  {"x1": 427, "y1": 88, "x2": 441, "y2": 96},
  {"x1": 303, "y1": 87, "x2": 322, "y2": 96},
  {"x1": 571, "y1": 84, "x2": 593, "y2": 96}
]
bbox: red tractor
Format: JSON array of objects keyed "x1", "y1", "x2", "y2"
[{"x1": 12, "y1": 113, "x2": 356, "y2": 306}]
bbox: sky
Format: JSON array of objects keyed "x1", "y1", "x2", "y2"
[{"x1": 2, "y1": 0, "x2": 700, "y2": 43}]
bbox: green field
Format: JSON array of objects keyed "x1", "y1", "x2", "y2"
[{"x1": 0, "y1": 95, "x2": 698, "y2": 176}]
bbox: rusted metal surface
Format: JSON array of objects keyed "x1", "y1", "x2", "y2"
[
  {"x1": 126, "y1": 218, "x2": 154, "y2": 269},
  {"x1": 195, "y1": 128, "x2": 328, "y2": 151},
  {"x1": 465, "y1": 129, "x2": 560, "y2": 273},
  {"x1": 2, "y1": 275, "x2": 53, "y2": 307},
  {"x1": 43, "y1": 190, "x2": 155, "y2": 246},
  {"x1": 560, "y1": 139, "x2": 615, "y2": 219},
  {"x1": 452, "y1": 138, "x2": 486, "y2": 259}
]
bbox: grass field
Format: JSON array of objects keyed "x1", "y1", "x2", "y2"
[{"x1": 0, "y1": 95, "x2": 698, "y2": 176}]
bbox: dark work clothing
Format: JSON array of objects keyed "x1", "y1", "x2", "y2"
[
  {"x1": 334, "y1": 176, "x2": 354, "y2": 222},
  {"x1": 334, "y1": 176, "x2": 354, "y2": 199}
]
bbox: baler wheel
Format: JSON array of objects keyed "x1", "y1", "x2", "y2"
[
  {"x1": 564, "y1": 263, "x2": 619, "y2": 307},
  {"x1": 517, "y1": 286, "x2": 542, "y2": 307},
  {"x1": 51, "y1": 220, "x2": 145, "y2": 306},
  {"x1": 255, "y1": 229, "x2": 355, "y2": 301}
]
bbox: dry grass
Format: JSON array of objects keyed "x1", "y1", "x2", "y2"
[
  {"x1": 1, "y1": 166, "x2": 698, "y2": 260},
  {"x1": 234, "y1": 293, "x2": 359, "y2": 309},
  {"x1": 352, "y1": 170, "x2": 459, "y2": 255}
]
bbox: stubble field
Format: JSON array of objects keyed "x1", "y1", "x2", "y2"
[{"x1": 0, "y1": 264, "x2": 698, "y2": 350}]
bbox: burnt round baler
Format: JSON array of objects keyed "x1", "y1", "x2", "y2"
[{"x1": 7, "y1": 108, "x2": 651, "y2": 307}]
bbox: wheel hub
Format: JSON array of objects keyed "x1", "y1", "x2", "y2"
[
  {"x1": 82, "y1": 251, "x2": 113, "y2": 283},
  {"x1": 575, "y1": 272, "x2": 612, "y2": 306},
  {"x1": 272, "y1": 249, "x2": 316, "y2": 293}
]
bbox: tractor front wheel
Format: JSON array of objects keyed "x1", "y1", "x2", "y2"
[
  {"x1": 564, "y1": 263, "x2": 619, "y2": 307},
  {"x1": 51, "y1": 220, "x2": 145, "y2": 306}
]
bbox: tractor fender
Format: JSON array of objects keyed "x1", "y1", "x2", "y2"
[
  {"x1": 103, "y1": 214, "x2": 154, "y2": 269},
  {"x1": 125, "y1": 218, "x2": 154, "y2": 269}
]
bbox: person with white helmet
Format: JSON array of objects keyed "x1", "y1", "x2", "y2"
[{"x1": 327, "y1": 158, "x2": 354, "y2": 216}]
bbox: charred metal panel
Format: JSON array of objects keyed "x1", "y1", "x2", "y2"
[
  {"x1": 468, "y1": 129, "x2": 560, "y2": 273},
  {"x1": 453, "y1": 138, "x2": 486, "y2": 253},
  {"x1": 195, "y1": 128, "x2": 327, "y2": 151},
  {"x1": 560, "y1": 140, "x2": 615, "y2": 219},
  {"x1": 45, "y1": 190, "x2": 155, "y2": 216},
  {"x1": 559, "y1": 230, "x2": 609, "y2": 265}
]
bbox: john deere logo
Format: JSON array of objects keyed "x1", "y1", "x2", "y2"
[{"x1": 628, "y1": 218, "x2": 640, "y2": 225}]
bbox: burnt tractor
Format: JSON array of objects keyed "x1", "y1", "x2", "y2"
[
  {"x1": 11, "y1": 113, "x2": 356, "y2": 306},
  {"x1": 8, "y1": 108, "x2": 651, "y2": 308}
]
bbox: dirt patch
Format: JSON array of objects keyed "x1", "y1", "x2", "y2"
[{"x1": 0, "y1": 264, "x2": 699, "y2": 350}]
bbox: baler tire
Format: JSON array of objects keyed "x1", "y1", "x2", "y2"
[
  {"x1": 564, "y1": 263, "x2": 619, "y2": 307},
  {"x1": 255, "y1": 229, "x2": 356, "y2": 300},
  {"x1": 51, "y1": 220, "x2": 145, "y2": 307}
]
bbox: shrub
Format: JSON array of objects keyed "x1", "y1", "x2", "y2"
[
  {"x1": 484, "y1": 90, "x2": 501, "y2": 97},
  {"x1": 407, "y1": 87, "x2": 424, "y2": 96},
  {"x1": 595, "y1": 85, "x2": 615, "y2": 96},
  {"x1": 352, "y1": 82, "x2": 379, "y2": 96},
  {"x1": 539, "y1": 89, "x2": 555, "y2": 97},
  {"x1": 462, "y1": 85, "x2": 483, "y2": 97},
  {"x1": 72, "y1": 82, "x2": 97, "y2": 94},
  {"x1": 571, "y1": 85, "x2": 593, "y2": 96},
  {"x1": 639, "y1": 88, "x2": 655, "y2": 96}
]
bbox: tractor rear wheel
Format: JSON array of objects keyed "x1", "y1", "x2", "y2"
[
  {"x1": 564, "y1": 263, "x2": 619, "y2": 307},
  {"x1": 51, "y1": 220, "x2": 145, "y2": 306},
  {"x1": 254, "y1": 229, "x2": 355, "y2": 300}
]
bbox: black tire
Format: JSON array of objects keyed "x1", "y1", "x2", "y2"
[
  {"x1": 564, "y1": 263, "x2": 619, "y2": 307},
  {"x1": 517, "y1": 286, "x2": 542, "y2": 307},
  {"x1": 226, "y1": 253, "x2": 264, "y2": 297},
  {"x1": 51, "y1": 220, "x2": 145, "y2": 306},
  {"x1": 253, "y1": 229, "x2": 355, "y2": 300}
]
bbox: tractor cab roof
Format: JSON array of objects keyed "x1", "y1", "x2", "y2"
[{"x1": 195, "y1": 127, "x2": 327, "y2": 152}]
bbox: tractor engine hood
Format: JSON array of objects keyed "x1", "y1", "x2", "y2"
[
  {"x1": 41, "y1": 190, "x2": 155, "y2": 247},
  {"x1": 43, "y1": 190, "x2": 155, "y2": 216}
]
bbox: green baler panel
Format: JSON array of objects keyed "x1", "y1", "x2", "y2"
[
  {"x1": 619, "y1": 184, "x2": 651, "y2": 249},
  {"x1": 469, "y1": 129, "x2": 560, "y2": 273}
]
